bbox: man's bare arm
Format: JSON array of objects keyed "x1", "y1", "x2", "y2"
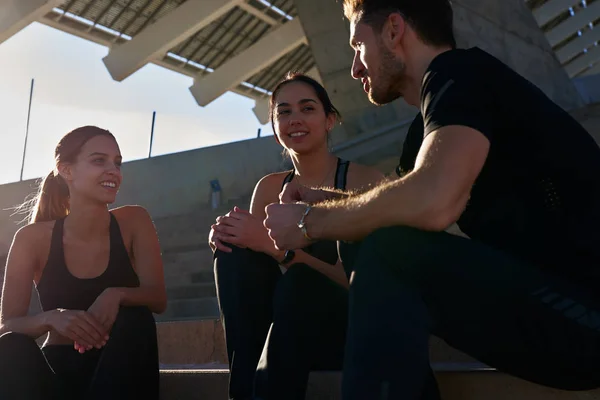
[
  {"x1": 280, "y1": 182, "x2": 377, "y2": 204},
  {"x1": 304, "y1": 126, "x2": 490, "y2": 242}
]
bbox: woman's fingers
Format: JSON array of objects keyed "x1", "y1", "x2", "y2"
[
  {"x1": 214, "y1": 237, "x2": 232, "y2": 253},
  {"x1": 212, "y1": 231, "x2": 235, "y2": 250},
  {"x1": 68, "y1": 325, "x2": 97, "y2": 349},
  {"x1": 214, "y1": 223, "x2": 239, "y2": 236}
]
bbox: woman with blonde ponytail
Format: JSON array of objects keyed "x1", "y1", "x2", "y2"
[
  {"x1": 0, "y1": 126, "x2": 166, "y2": 400},
  {"x1": 30, "y1": 170, "x2": 71, "y2": 224}
]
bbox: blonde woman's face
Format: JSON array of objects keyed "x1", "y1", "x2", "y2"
[{"x1": 64, "y1": 135, "x2": 123, "y2": 205}]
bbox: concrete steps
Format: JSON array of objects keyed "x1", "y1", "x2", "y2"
[
  {"x1": 155, "y1": 319, "x2": 479, "y2": 367},
  {"x1": 153, "y1": 195, "x2": 251, "y2": 321},
  {"x1": 158, "y1": 298, "x2": 220, "y2": 321},
  {"x1": 154, "y1": 320, "x2": 600, "y2": 399},
  {"x1": 162, "y1": 248, "x2": 215, "y2": 287},
  {"x1": 154, "y1": 197, "x2": 250, "y2": 254},
  {"x1": 159, "y1": 247, "x2": 218, "y2": 321},
  {"x1": 167, "y1": 283, "x2": 217, "y2": 301},
  {"x1": 158, "y1": 368, "x2": 600, "y2": 400}
]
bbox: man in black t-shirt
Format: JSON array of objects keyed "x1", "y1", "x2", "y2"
[{"x1": 263, "y1": 0, "x2": 600, "y2": 398}]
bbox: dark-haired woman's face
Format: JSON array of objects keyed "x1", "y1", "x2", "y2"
[
  {"x1": 272, "y1": 82, "x2": 335, "y2": 155},
  {"x1": 64, "y1": 135, "x2": 123, "y2": 205}
]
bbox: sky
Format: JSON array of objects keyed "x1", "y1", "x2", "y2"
[{"x1": 0, "y1": 22, "x2": 272, "y2": 185}]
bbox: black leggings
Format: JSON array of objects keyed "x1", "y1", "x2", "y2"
[
  {"x1": 0, "y1": 306, "x2": 159, "y2": 400},
  {"x1": 214, "y1": 246, "x2": 348, "y2": 400},
  {"x1": 339, "y1": 226, "x2": 600, "y2": 400}
]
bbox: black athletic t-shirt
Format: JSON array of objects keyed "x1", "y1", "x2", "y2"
[
  {"x1": 397, "y1": 113, "x2": 424, "y2": 177},
  {"x1": 398, "y1": 47, "x2": 600, "y2": 289}
]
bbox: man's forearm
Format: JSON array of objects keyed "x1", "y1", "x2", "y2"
[
  {"x1": 305, "y1": 190, "x2": 386, "y2": 242},
  {"x1": 318, "y1": 185, "x2": 372, "y2": 199},
  {"x1": 305, "y1": 172, "x2": 455, "y2": 242},
  {"x1": 315, "y1": 187, "x2": 351, "y2": 201}
]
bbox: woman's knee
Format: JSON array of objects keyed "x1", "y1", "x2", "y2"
[
  {"x1": 214, "y1": 244, "x2": 248, "y2": 267},
  {"x1": 214, "y1": 246, "x2": 279, "y2": 282}
]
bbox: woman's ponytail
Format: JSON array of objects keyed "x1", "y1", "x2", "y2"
[
  {"x1": 29, "y1": 171, "x2": 70, "y2": 223},
  {"x1": 14, "y1": 126, "x2": 114, "y2": 224}
]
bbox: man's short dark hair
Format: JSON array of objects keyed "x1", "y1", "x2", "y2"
[{"x1": 343, "y1": 0, "x2": 456, "y2": 49}]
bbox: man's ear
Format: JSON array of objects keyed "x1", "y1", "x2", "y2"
[{"x1": 384, "y1": 12, "x2": 406, "y2": 50}]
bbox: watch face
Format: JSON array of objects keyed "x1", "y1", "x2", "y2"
[{"x1": 283, "y1": 249, "x2": 296, "y2": 264}]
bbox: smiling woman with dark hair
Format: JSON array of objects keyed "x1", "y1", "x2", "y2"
[{"x1": 209, "y1": 72, "x2": 384, "y2": 400}]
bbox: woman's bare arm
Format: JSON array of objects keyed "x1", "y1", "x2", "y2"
[
  {"x1": 109, "y1": 206, "x2": 167, "y2": 314},
  {"x1": 0, "y1": 226, "x2": 56, "y2": 338}
]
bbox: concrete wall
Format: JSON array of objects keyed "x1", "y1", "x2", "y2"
[
  {"x1": 0, "y1": 136, "x2": 288, "y2": 258},
  {"x1": 573, "y1": 73, "x2": 600, "y2": 105},
  {"x1": 294, "y1": 0, "x2": 584, "y2": 143},
  {"x1": 452, "y1": 0, "x2": 583, "y2": 111}
]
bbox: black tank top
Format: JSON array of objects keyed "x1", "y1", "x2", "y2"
[
  {"x1": 36, "y1": 213, "x2": 140, "y2": 312},
  {"x1": 282, "y1": 158, "x2": 350, "y2": 266}
]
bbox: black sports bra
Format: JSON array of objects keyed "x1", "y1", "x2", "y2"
[
  {"x1": 36, "y1": 213, "x2": 140, "y2": 312},
  {"x1": 281, "y1": 158, "x2": 350, "y2": 266},
  {"x1": 282, "y1": 158, "x2": 350, "y2": 192}
]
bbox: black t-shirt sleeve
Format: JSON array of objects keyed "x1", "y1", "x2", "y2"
[
  {"x1": 397, "y1": 113, "x2": 424, "y2": 177},
  {"x1": 421, "y1": 70, "x2": 495, "y2": 141}
]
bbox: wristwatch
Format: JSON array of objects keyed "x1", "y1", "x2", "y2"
[
  {"x1": 280, "y1": 249, "x2": 296, "y2": 266},
  {"x1": 298, "y1": 204, "x2": 314, "y2": 241}
]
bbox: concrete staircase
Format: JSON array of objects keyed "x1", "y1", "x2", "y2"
[
  {"x1": 153, "y1": 196, "x2": 251, "y2": 322},
  {"x1": 159, "y1": 370, "x2": 600, "y2": 400},
  {"x1": 155, "y1": 319, "x2": 600, "y2": 399}
]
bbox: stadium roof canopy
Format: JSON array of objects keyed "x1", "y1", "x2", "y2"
[
  {"x1": 1, "y1": 0, "x2": 318, "y2": 123},
  {"x1": 1, "y1": 0, "x2": 599, "y2": 122},
  {"x1": 528, "y1": 0, "x2": 600, "y2": 77}
]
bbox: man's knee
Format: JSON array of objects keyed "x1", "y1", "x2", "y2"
[
  {"x1": 355, "y1": 226, "x2": 441, "y2": 272},
  {"x1": 349, "y1": 226, "x2": 440, "y2": 295},
  {"x1": 361, "y1": 226, "x2": 431, "y2": 252}
]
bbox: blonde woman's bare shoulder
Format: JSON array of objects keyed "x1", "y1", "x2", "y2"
[
  {"x1": 10, "y1": 220, "x2": 54, "y2": 261},
  {"x1": 110, "y1": 205, "x2": 153, "y2": 226},
  {"x1": 16, "y1": 220, "x2": 54, "y2": 239},
  {"x1": 346, "y1": 162, "x2": 386, "y2": 191}
]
